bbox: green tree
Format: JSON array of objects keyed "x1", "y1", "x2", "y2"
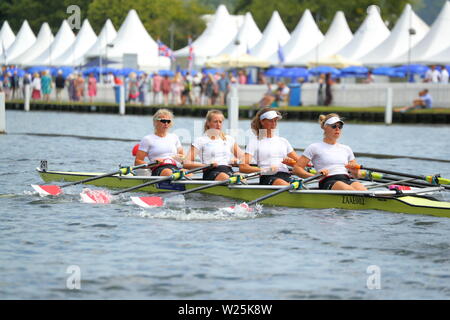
[
  {"x1": 234, "y1": 0, "x2": 421, "y2": 33},
  {"x1": 0, "y1": 0, "x2": 90, "y2": 34},
  {"x1": 87, "y1": 0, "x2": 210, "y2": 50}
]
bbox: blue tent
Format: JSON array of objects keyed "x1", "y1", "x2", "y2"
[
  {"x1": 264, "y1": 67, "x2": 285, "y2": 77},
  {"x1": 394, "y1": 64, "x2": 429, "y2": 76},
  {"x1": 158, "y1": 70, "x2": 175, "y2": 77},
  {"x1": 340, "y1": 66, "x2": 368, "y2": 78},
  {"x1": 51, "y1": 66, "x2": 75, "y2": 78},
  {"x1": 372, "y1": 66, "x2": 405, "y2": 78},
  {"x1": 308, "y1": 66, "x2": 341, "y2": 77}
]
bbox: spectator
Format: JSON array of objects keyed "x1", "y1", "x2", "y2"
[
  {"x1": 31, "y1": 72, "x2": 41, "y2": 100},
  {"x1": 41, "y1": 70, "x2": 52, "y2": 102},
  {"x1": 67, "y1": 74, "x2": 76, "y2": 102},
  {"x1": 2, "y1": 72, "x2": 11, "y2": 100},
  {"x1": 87, "y1": 73, "x2": 97, "y2": 103},
  {"x1": 396, "y1": 89, "x2": 432, "y2": 112},
  {"x1": 205, "y1": 73, "x2": 219, "y2": 105},
  {"x1": 424, "y1": 65, "x2": 441, "y2": 83},
  {"x1": 74, "y1": 73, "x2": 85, "y2": 101},
  {"x1": 22, "y1": 73, "x2": 31, "y2": 99},
  {"x1": 11, "y1": 70, "x2": 20, "y2": 99},
  {"x1": 440, "y1": 66, "x2": 449, "y2": 83},
  {"x1": 275, "y1": 82, "x2": 290, "y2": 106},
  {"x1": 181, "y1": 73, "x2": 193, "y2": 105},
  {"x1": 217, "y1": 73, "x2": 230, "y2": 105},
  {"x1": 192, "y1": 72, "x2": 202, "y2": 105},
  {"x1": 152, "y1": 72, "x2": 162, "y2": 105},
  {"x1": 138, "y1": 73, "x2": 148, "y2": 105},
  {"x1": 55, "y1": 70, "x2": 65, "y2": 101},
  {"x1": 324, "y1": 73, "x2": 333, "y2": 106},
  {"x1": 161, "y1": 75, "x2": 171, "y2": 106},
  {"x1": 238, "y1": 70, "x2": 247, "y2": 84},
  {"x1": 127, "y1": 72, "x2": 139, "y2": 104},
  {"x1": 317, "y1": 74, "x2": 325, "y2": 105},
  {"x1": 363, "y1": 70, "x2": 374, "y2": 84},
  {"x1": 171, "y1": 72, "x2": 183, "y2": 105}
]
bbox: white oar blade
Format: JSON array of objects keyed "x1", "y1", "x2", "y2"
[
  {"x1": 31, "y1": 184, "x2": 63, "y2": 196},
  {"x1": 131, "y1": 196, "x2": 164, "y2": 208},
  {"x1": 228, "y1": 202, "x2": 253, "y2": 213},
  {"x1": 80, "y1": 189, "x2": 111, "y2": 204}
]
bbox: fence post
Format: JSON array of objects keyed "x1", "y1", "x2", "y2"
[
  {"x1": 227, "y1": 83, "x2": 239, "y2": 138},
  {"x1": 24, "y1": 84, "x2": 31, "y2": 112},
  {"x1": 119, "y1": 83, "x2": 125, "y2": 115},
  {"x1": 0, "y1": 92, "x2": 5, "y2": 134},
  {"x1": 385, "y1": 87, "x2": 393, "y2": 125}
]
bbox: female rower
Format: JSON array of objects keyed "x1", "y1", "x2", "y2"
[
  {"x1": 135, "y1": 109, "x2": 184, "y2": 176},
  {"x1": 293, "y1": 113, "x2": 367, "y2": 190},
  {"x1": 239, "y1": 108, "x2": 299, "y2": 185},
  {"x1": 184, "y1": 109, "x2": 243, "y2": 181}
]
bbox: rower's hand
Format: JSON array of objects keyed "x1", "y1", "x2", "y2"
[
  {"x1": 172, "y1": 154, "x2": 185, "y2": 162},
  {"x1": 345, "y1": 163, "x2": 359, "y2": 170},
  {"x1": 319, "y1": 169, "x2": 329, "y2": 177},
  {"x1": 261, "y1": 165, "x2": 278, "y2": 175},
  {"x1": 282, "y1": 157, "x2": 296, "y2": 166},
  {"x1": 180, "y1": 168, "x2": 193, "y2": 177},
  {"x1": 210, "y1": 162, "x2": 218, "y2": 168}
]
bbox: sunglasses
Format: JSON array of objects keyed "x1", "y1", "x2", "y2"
[
  {"x1": 329, "y1": 123, "x2": 343, "y2": 129},
  {"x1": 156, "y1": 119, "x2": 171, "y2": 124}
]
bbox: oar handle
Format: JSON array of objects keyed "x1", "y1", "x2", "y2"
[{"x1": 60, "y1": 163, "x2": 152, "y2": 188}]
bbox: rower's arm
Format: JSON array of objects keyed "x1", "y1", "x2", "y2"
[
  {"x1": 232, "y1": 143, "x2": 245, "y2": 165},
  {"x1": 183, "y1": 145, "x2": 207, "y2": 169},
  {"x1": 134, "y1": 150, "x2": 148, "y2": 166},
  {"x1": 239, "y1": 153, "x2": 260, "y2": 173},
  {"x1": 293, "y1": 156, "x2": 316, "y2": 178}
]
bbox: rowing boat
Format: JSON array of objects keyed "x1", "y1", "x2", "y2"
[{"x1": 35, "y1": 167, "x2": 450, "y2": 218}]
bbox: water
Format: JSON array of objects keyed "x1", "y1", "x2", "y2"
[{"x1": 1, "y1": 110, "x2": 449, "y2": 299}]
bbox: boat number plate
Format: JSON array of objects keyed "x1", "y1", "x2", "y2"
[
  {"x1": 156, "y1": 181, "x2": 186, "y2": 191},
  {"x1": 40, "y1": 160, "x2": 48, "y2": 172}
]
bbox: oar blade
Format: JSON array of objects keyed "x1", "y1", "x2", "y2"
[
  {"x1": 131, "y1": 196, "x2": 164, "y2": 208},
  {"x1": 228, "y1": 202, "x2": 253, "y2": 213},
  {"x1": 31, "y1": 184, "x2": 63, "y2": 196},
  {"x1": 80, "y1": 189, "x2": 112, "y2": 204}
]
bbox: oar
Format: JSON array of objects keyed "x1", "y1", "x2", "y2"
[
  {"x1": 80, "y1": 164, "x2": 213, "y2": 204},
  {"x1": 356, "y1": 165, "x2": 450, "y2": 189},
  {"x1": 131, "y1": 172, "x2": 261, "y2": 208},
  {"x1": 245, "y1": 173, "x2": 323, "y2": 207},
  {"x1": 31, "y1": 163, "x2": 158, "y2": 196}
]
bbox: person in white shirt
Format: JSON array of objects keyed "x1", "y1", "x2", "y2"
[
  {"x1": 440, "y1": 66, "x2": 449, "y2": 83},
  {"x1": 184, "y1": 110, "x2": 244, "y2": 181},
  {"x1": 239, "y1": 108, "x2": 300, "y2": 186},
  {"x1": 294, "y1": 114, "x2": 367, "y2": 191},
  {"x1": 424, "y1": 65, "x2": 441, "y2": 83},
  {"x1": 135, "y1": 109, "x2": 185, "y2": 176}
]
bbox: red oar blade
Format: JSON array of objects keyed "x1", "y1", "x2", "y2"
[
  {"x1": 131, "y1": 196, "x2": 164, "y2": 208},
  {"x1": 31, "y1": 184, "x2": 63, "y2": 196},
  {"x1": 80, "y1": 189, "x2": 112, "y2": 204},
  {"x1": 228, "y1": 202, "x2": 254, "y2": 213}
]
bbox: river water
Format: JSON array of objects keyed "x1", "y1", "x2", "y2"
[{"x1": 1, "y1": 110, "x2": 449, "y2": 300}]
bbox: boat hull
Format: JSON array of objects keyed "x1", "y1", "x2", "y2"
[{"x1": 36, "y1": 169, "x2": 450, "y2": 218}]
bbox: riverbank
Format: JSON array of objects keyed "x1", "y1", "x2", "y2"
[{"x1": 6, "y1": 100, "x2": 450, "y2": 123}]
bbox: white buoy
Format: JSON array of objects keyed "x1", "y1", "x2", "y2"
[
  {"x1": 0, "y1": 92, "x2": 5, "y2": 134},
  {"x1": 227, "y1": 83, "x2": 239, "y2": 138},
  {"x1": 385, "y1": 87, "x2": 393, "y2": 125},
  {"x1": 119, "y1": 82, "x2": 125, "y2": 115}
]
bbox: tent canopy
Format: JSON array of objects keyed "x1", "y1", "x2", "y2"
[
  {"x1": 308, "y1": 54, "x2": 362, "y2": 68},
  {"x1": 205, "y1": 53, "x2": 270, "y2": 68}
]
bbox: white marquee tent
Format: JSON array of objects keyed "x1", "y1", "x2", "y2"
[
  {"x1": 84, "y1": 19, "x2": 117, "y2": 60},
  {"x1": 0, "y1": 21, "x2": 16, "y2": 58},
  {"x1": 360, "y1": 4, "x2": 429, "y2": 65},
  {"x1": 337, "y1": 5, "x2": 390, "y2": 61},
  {"x1": 30, "y1": 20, "x2": 75, "y2": 66},
  {"x1": 52, "y1": 19, "x2": 97, "y2": 66},
  {"x1": 174, "y1": 5, "x2": 239, "y2": 68},
  {"x1": 290, "y1": 11, "x2": 353, "y2": 66},
  {"x1": 10, "y1": 23, "x2": 54, "y2": 66},
  {"x1": 1, "y1": 20, "x2": 35, "y2": 64},
  {"x1": 218, "y1": 12, "x2": 262, "y2": 57},
  {"x1": 274, "y1": 9, "x2": 324, "y2": 65},
  {"x1": 103, "y1": 9, "x2": 170, "y2": 70},
  {"x1": 391, "y1": 1, "x2": 450, "y2": 65},
  {"x1": 250, "y1": 11, "x2": 290, "y2": 61}
]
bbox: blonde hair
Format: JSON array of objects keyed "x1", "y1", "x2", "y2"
[
  {"x1": 319, "y1": 113, "x2": 340, "y2": 129},
  {"x1": 153, "y1": 108, "x2": 174, "y2": 131},
  {"x1": 251, "y1": 107, "x2": 281, "y2": 139},
  {"x1": 204, "y1": 109, "x2": 226, "y2": 140}
]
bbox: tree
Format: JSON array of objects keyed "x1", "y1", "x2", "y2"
[
  {"x1": 0, "y1": 0, "x2": 91, "y2": 34},
  {"x1": 233, "y1": 0, "x2": 421, "y2": 33},
  {"x1": 87, "y1": 0, "x2": 210, "y2": 50}
]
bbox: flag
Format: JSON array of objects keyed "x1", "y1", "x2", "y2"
[
  {"x1": 277, "y1": 42, "x2": 285, "y2": 65},
  {"x1": 157, "y1": 39, "x2": 175, "y2": 61},
  {"x1": 187, "y1": 36, "x2": 194, "y2": 71}
]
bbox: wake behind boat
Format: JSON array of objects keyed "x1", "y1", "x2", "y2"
[{"x1": 34, "y1": 164, "x2": 450, "y2": 218}]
